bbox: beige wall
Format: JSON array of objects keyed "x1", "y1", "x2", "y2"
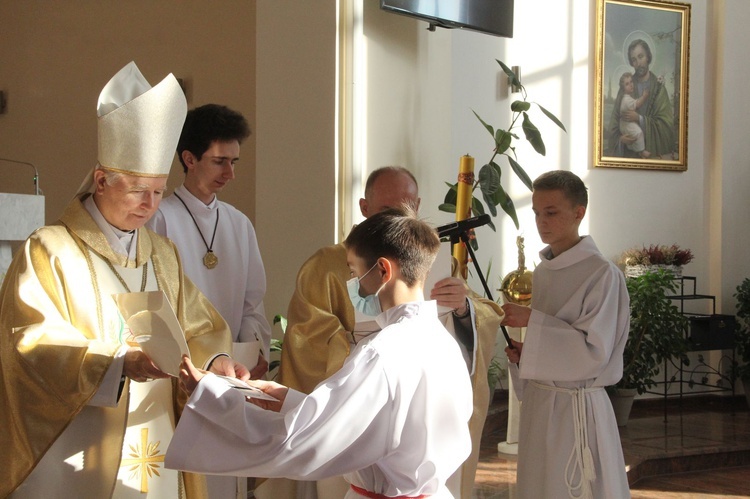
[
  {"x1": 0, "y1": 1, "x2": 257, "y2": 223},
  {"x1": 255, "y1": 1, "x2": 338, "y2": 322}
]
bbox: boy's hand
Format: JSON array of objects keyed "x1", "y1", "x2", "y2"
[
  {"x1": 209, "y1": 355, "x2": 251, "y2": 381},
  {"x1": 501, "y1": 303, "x2": 531, "y2": 328},
  {"x1": 179, "y1": 355, "x2": 208, "y2": 396},
  {"x1": 245, "y1": 379, "x2": 288, "y2": 412},
  {"x1": 250, "y1": 354, "x2": 269, "y2": 380},
  {"x1": 505, "y1": 339, "x2": 523, "y2": 364},
  {"x1": 430, "y1": 277, "x2": 469, "y2": 314}
]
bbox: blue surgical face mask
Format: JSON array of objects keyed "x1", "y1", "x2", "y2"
[{"x1": 347, "y1": 262, "x2": 383, "y2": 316}]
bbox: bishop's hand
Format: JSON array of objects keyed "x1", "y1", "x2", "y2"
[{"x1": 123, "y1": 347, "x2": 170, "y2": 383}]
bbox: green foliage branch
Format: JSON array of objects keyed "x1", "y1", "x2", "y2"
[{"x1": 439, "y1": 60, "x2": 566, "y2": 242}]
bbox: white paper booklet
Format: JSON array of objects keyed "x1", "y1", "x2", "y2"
[
  {"x1": 113, "y1": 291, "x2": 274, "y2": 401},
  {"x1": 113, "y1": 290, "x2": 189, "y2": 377},
  {"x1": 214, "y1": 374, "x2": 278, "y2": 401}
]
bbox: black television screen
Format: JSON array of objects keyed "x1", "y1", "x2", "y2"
[{"x1": 380, "y1": 0, "x2": 514, "y2": 38}]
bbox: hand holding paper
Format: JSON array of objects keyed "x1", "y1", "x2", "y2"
[
  {"x1": 430, "y1": 276, "x2": 469, "y2": 313},
  {"x1": 114, "y1": 291, "x2": 189, "y2": 377},
  {"x1": 209, "y1": 355, "x2": 251, "y2": 381},
  {"x1": 122, "y1": 348, "x2": 170, "y2": 383},
  {"x1": 180, "y1": 356, "x2": 278, "y2": 403}
]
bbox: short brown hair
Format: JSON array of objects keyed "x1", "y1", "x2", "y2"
[
  {"x1": 344, "y1": 204, "x2": 439, "y2": 287},
  {"x1": 532, "y1": 170, "x2": 588, "y2": 208}
]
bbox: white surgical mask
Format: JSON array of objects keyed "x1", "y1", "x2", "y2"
[{"x1": 347, "y1": 262, "x2": 383, "y2": 316}]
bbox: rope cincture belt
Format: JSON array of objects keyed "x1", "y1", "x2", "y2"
[
  {"x1": 350, "y1": 484, "x2": 430, "y2": 499},
  {"x1": 530, "y1": 381, "x2": 601, "y2": 499}
]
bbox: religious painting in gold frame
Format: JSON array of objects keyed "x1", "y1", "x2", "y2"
[{"x1": 594, "y1": 0, "x2": 690, "y2": 171}]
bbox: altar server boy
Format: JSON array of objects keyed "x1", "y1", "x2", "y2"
[
  {"x1": 502, "y1": 170, "x2": 631, "y2": 498},
  {"x1": 166, "y1": 205, "x2": 473, "y2": 499}
]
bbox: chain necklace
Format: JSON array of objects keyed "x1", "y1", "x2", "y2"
[
  {"x1": 104, "y1": 259, "x2": 149, "y2": 293},
  {"x1": 83, "y1": 243, "x2": 150, "y2": 338},
  {"x1": 174, "y1": 192, "x2": 220, "y2": 269}
]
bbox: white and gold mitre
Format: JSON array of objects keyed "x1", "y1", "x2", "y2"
[
  {"x1": 97, "y1": 61, "x2": 187, "y2": 177},
  {"x1": 77, "y1": 61, "x2": 186, "y2": 194}
]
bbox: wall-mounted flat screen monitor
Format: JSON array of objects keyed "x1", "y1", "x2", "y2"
[{"x1": 380, "y1": 0, "x2": 514, "y2": 38}]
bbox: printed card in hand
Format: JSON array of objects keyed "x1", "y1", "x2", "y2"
[
  {"x1": 214, "y1": 375, "x2": 278, "y2": 401},
  {"x1": 113, "y1": 290, "x2": 189, "y2": 377}
]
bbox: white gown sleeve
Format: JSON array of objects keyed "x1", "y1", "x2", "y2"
[
  {"x1": 87, "y1": 345, "x2": 127, "y2": 407},
  {"x1": 166, "y1": 345, "x2": 391, "y2": 480}
]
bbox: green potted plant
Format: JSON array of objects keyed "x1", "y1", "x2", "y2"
[
  {"x1": 609, "y1": 270, "x2": 689, "y2": 426},
  {"x1": 732, "y1": 278, "x2": 750, "y2": 407},
  {"x1": 439, "y1": 60, "x2": 566, "y2": 237}
]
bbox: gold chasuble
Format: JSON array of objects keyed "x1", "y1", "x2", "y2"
[
  {"x1": 0, "y1": 196, "x2": 231, "y2": 498},
  {"x1": 278, "y1": 243, "x2": 354, "y2": 393},
  {"x1": 459, "y1": 288, "x2": 503, "y2": 499}
]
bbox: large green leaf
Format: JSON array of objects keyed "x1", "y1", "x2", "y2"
[
  {"x1": 494, "y1": 129, "x2": 512, "y2": 154},
  {"x1": 511, "y1": 100, "x2": 531, "y2": 112},
  {"x1": 273, "y1": 314, "x2": 287, "y2": 334},
  {"x1": 496, "y1": 60, "x2": 522, "y2": 92},
  {"x1": 494, "y1": 184, "x2": 519, "y2": 229},
  {"x1": 505, "y1": 157, "x2": 533, "y2": 191},
  {"x1": 478, "y1": 164, "x2": 500, "y2": 217},
  {"x1": 471, "y1": 194, "x2": 497, "y2": 231},
  {"x1": 443, "y1": 182, "x2": 458, "y2": 205},
  {"x1": 481, "y1": 189, "x2": 498, "y2": 217},
  {"x1": 489, "y1": 160, "x2": 503, "y2": 178},
  {"x1": 471, "y1": 196, "x2": 485, "y2": 216},
  {"x1": 536, "y1": 103, "x2": 567, "y2": 132},
  {"x1": 472, "y1": 110, "x2": 495, "y2": 138},
  {"x1": 522, "y1": 112, "x2": 546, "y2": 156},
  {"x1": 439, "y1": 203, "x2": 456, "y2": 213},
  {"x1": 478, "y1": 163, "x2": 501, "y2": 196}
]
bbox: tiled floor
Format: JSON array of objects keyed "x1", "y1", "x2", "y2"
[{"x1": 473, "y1": 394, "x2": 750, "y2": 498}]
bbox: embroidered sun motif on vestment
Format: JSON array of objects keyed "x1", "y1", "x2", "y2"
[{"x1": 120, "y1": 428, "x2": 165, "y2": 492}]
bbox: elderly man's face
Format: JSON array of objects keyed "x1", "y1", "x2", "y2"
[{"x1": 93, "y1": 170, "x2": 166, "y2": 231}]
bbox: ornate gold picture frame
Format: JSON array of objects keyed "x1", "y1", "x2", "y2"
[{"x1": 594, "y1": 0, "x2": 691, "y2": 171}]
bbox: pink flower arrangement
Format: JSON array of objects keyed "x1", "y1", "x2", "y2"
[{"x1": 622, "y1": 244, "x2": 694, "y2": 267}]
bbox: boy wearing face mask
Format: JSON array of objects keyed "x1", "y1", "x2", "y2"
[
  {"x1": 347, "y1": 261, "x2": 386, "y2": 316},
  {"x1": 273, "y1": 167, "x2": 504, "y2": 499},
  {"x1": 166, "y1": 205, "x2": 474, "y2": 499}
]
